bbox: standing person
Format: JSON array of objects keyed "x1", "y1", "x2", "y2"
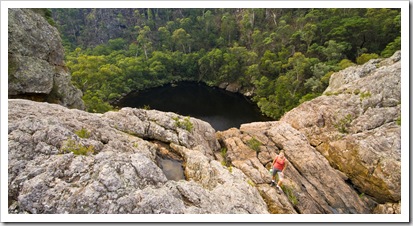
[{"x1": 270, "y1": 151, "x2": 288, "y2": 193}]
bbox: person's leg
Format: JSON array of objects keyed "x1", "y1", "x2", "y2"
[
  {"x1": 276, "y1": 172, "x2": 283, "y2": 192},
  {"x1": 270, "y1": 168, "x2": 278, "y2": 186}
]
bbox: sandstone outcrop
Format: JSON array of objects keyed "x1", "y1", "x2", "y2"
[
  {"x1": 8, "y1": 99, "x2": 268, "y2": 214},
  {"x1": 281, "y1": 51, "x2": 401, "y2": 204},
  {"x1": 217, "y1": 122, "x2": 370, "y2": 214},
  {"x1": 8, "y1": 9, "x2": 84, "y2": 109}
]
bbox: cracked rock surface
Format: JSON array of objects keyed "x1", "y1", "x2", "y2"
[
  {"x1": 8, "y1": 99, "x2": 267, "y2": 214},
  {"x1": 7, "y1": 51, "x2": 401, "y2": 214}
]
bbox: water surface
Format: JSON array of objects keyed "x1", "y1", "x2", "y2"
[{"x1": 116, "y1": 82, "x2": 271, "y2": 131}]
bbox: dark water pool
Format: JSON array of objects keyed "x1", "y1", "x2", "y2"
[
  {"x1": 116, "y1": 82, "x2": 272, "y2": 131},
  {"x1": 156, "y1": 157, "x2": 185, "y2": 181}
]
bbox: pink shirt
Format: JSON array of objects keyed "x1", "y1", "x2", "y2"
[{"x1": 273, "y1": 156, "x2": 286, "y2": 171}]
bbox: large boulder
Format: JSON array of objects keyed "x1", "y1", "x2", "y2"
[
  {"x1": 281, "y1": 51, "x2": 401, "y2": 204},
  {"x1": 8, "y1": 9, "x2": 84, "y2": 109},
  {"x1": 8, "y1": 99, "x2": 268, "y2": 214},
  {"x1": 102, "y1": 107, "x2": 220, "y2": 158}
]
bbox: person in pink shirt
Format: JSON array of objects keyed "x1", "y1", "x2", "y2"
[{"x1": 270, "y1": 151, "x2": 288, "y2": 193}]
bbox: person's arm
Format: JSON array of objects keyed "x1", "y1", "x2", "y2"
[
  {"x1": 282, "y1": 160, "x2": 288, "y2": 174},
  {"x1": 272, "y1": 155, "x2": 278, "y2": 166}
]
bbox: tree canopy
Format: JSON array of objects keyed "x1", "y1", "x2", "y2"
[{"x1": 53, "y1": 8, "x2": 401, "y2": 117}]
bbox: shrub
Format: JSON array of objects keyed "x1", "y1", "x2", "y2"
[
  {"x1": 338, "y1": 59, "x2": 355, "y2": 70},
  {"x1": 359, "y1": 91, "x2": 372, "y2": 100},
  {"x1": 221, "y1": 147, "x2": 227, "y2": 158},
  {"x1": 356, "y1": 53, "x2": 379, "y2": 65},
  {"x1": 381, "y1": 36, "x2": 401, "y2": 58},
  {"x1": 108, "y1": 93, "x2": 121, "y2": 101},
  {"x1": 321, "y1": 71, "x2": 334, "y2": 85},
  {"x1": 173, "y1": 116, "x2": 193, "y2": 132},
  {"x1": 396, "y1": 116, "x2": 401, "y2": 126},
  {"x1": 61, "y1": 139, "x2": 95, "y2": 156},
  {"x1": 334, "y1": 114, "x2": 353, "y2": 133},
  {"x1": 247, "y1": 137, "x2": 261, "y2": 152},
  {"x1": 281, "y1": 185, "x2": 298, "y2": 206},
  {"x1": 299, "y1": 93, "x2": 321, "y2": 104},
  {"x1": 220, "y1": 147, "x2": 231, "y2": 167},
  {"x1": 75, "y1": 127, "x2": 91, "y2": 139}
]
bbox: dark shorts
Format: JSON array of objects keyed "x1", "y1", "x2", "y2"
[{"x1": 272, "y1": 167, "x2": 284, "y2": 179}]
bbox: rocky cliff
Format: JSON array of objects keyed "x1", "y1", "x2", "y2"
[
  {"x1": 8, "y1": 51, "x2": 401, "y2": 215},
  {"x1": 7, "y1": 11, "x2": 401, "y2": 213},
  {"x1": 8, "y1": 100, "x2": 268, "y2": 214},
  {"x1": 8, "y1": 8, "x2": 84, "y2": 109},
  {"x1": 216, "y1": 51, "x2": 401, "y2": 214},
  {"x1": 281, "y1": 51, "x2": 401, "y2": 205}
]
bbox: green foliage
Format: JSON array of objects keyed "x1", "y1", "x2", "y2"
[
  {"x1": 61, "y1": 139, "x2": 95, "y2": 156},
  {"x1": 338, "y1": 59, "x2": 356, "y2": 70},
  {"x1": 324, "y1": 91, "x2": 340, "y2": 96},
  {"x1": 246, "y1": 179, "x2": 256, "y2": 187},
  {"x1": 381, "y1": 36, "x2": 401, "y2": 58},
  {"x1": 75, "y1": 127, "x2": 91, "y2": 139},
  {"x1": 356, "y1": 53, "x2": 379, "y2": 65},
  {"x1": 228, "y1": 165, "x2": 233, "y2": 173},
  {"x1": 31, "y1": 9, "x2": 56, "y2": 27},
  {"x1": 55, "y1": 8, "x2": 400, "y2": 117},
  {"x1": 221, "y1": 147, "x2": 227, "y2": 158},
  {"x1": 247, "y1": 137, "x2": 261, "y2": 153},
  {"x1": 359, "y1": 91, "x2": 372, "y2": 100},
  {"x1": 396, "y1": 116, "x2": 401, "y2": 126},
  {"x1": 83, "y1": 93, "x2": 114, "y2": 113},
  {"x1": 299, "y1": 93, "x2": 321, "y2": 104},
  {"x1": 173, "y1": 116, "x2": 193, "y2": 132},
  {"x1": 334, "y1": 114, "x2": 353, "y2": 134},
  {"x1": 220, "y1": 147, "x2": 232, "y2": 167},
  {"x1": 281, "y1": 185, "x2": 298, "y2": 206}
]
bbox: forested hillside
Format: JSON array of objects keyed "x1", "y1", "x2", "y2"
[{"x1": 51, "y1": 8, "x2": 401, "y2": 117}]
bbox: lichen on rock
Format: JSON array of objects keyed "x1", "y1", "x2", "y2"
[
  {"x1": 8, "y1": 99, "x2": 268, "y2": 214},
  {"x1": 8, "y1": 8, "x2": 84, "y2": 109}
]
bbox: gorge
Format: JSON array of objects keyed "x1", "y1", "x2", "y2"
[
  {"x1": 6, "y1": 8, "x2": 403, "y2": 218},
  {"x1": 116, "y1": 81, "x2": 272, "y2": 131}
]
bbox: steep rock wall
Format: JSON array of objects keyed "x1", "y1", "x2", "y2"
[
  {"x1": 281, "y1": 51, "x2": 401, "y2": 204},
  {"x1": 8, "y1": 9, "x2": 84, "y2": 109}
]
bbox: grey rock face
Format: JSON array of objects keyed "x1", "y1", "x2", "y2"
[
  {"x1": 102, "y1": 107, "x2": 220, "y2": 156},
  {"x1": 8, "y1": 99, "x2": 268, "y2": 214},
  {"x1": 8, "y1": 9, "x2": 84, "y2": 109},
  {"x1": 281, "y1": 51, "x2": 401, "y2": 204},
  {"x1": 7, "y1": 51, "x2": 402, "y2": 214}
]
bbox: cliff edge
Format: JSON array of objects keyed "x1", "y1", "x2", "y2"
[{"x1": 8, "y1": 52, "x2": 401, "y2": 214}]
